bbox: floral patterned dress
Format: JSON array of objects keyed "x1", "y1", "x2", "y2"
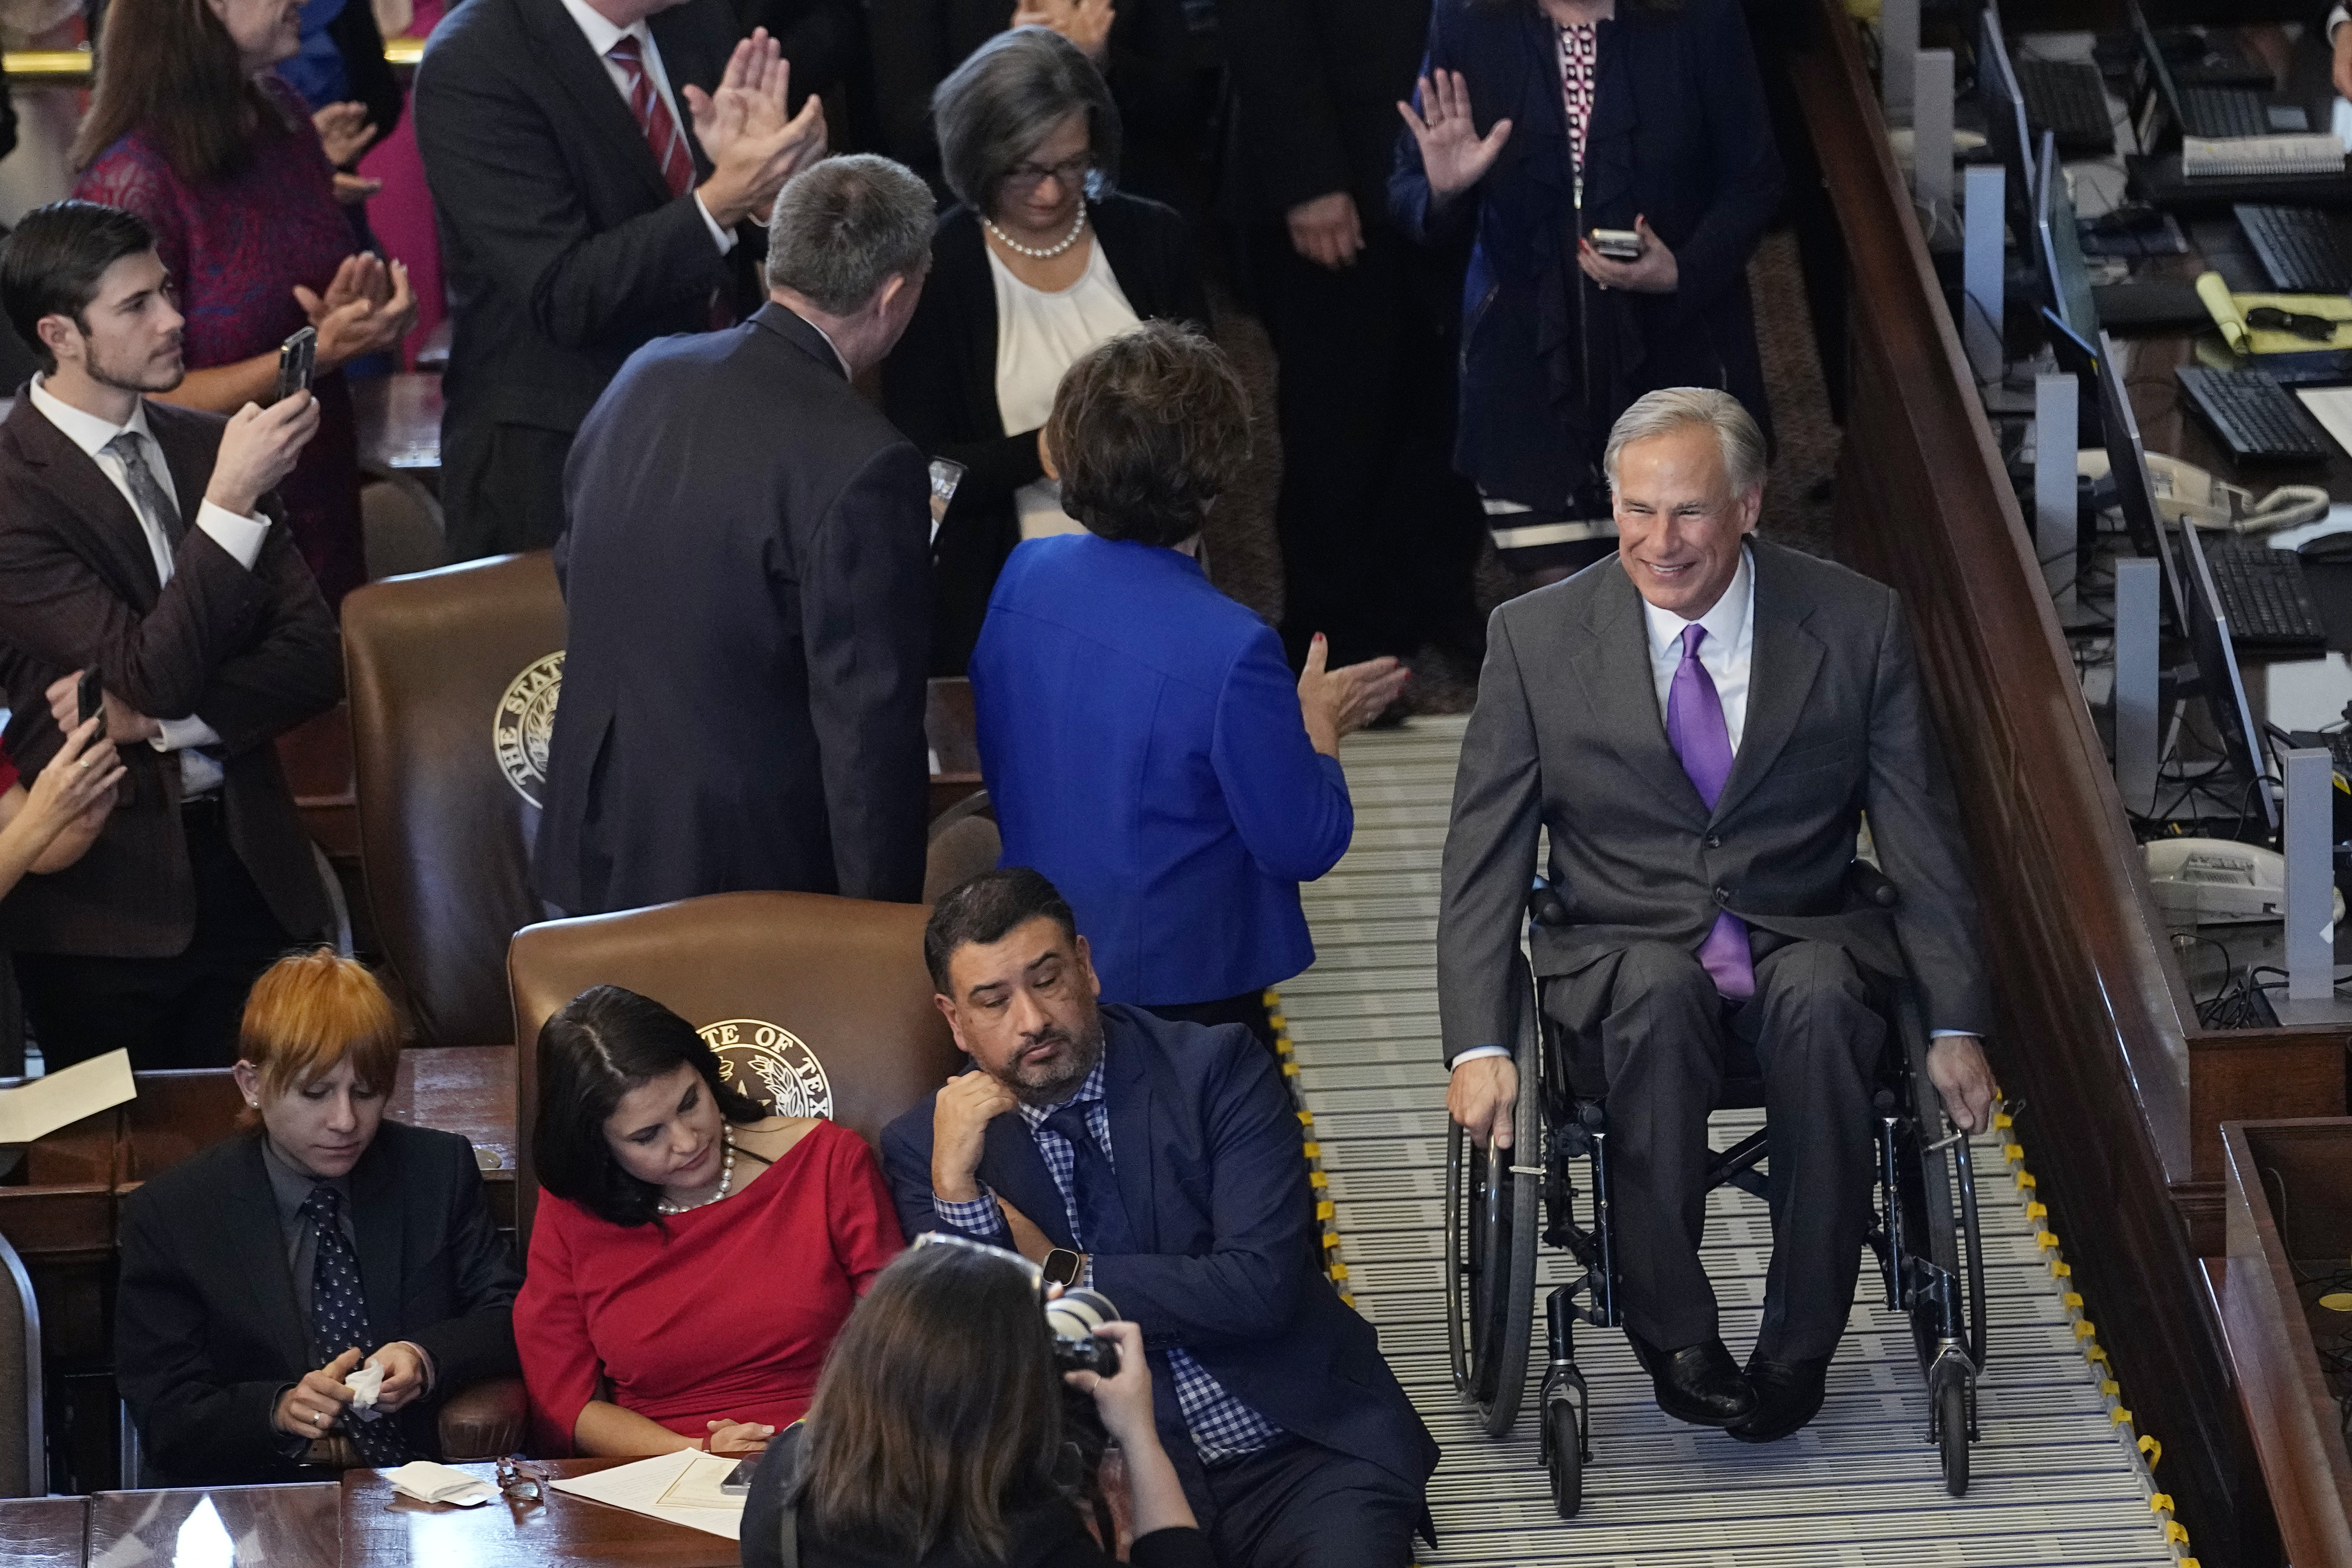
[{"x1": 75, "y1": 80, "x2": 366, "y2": 607}]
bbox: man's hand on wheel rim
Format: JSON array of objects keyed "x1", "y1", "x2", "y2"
[
  {"x1": 1447, "y1": 1056, "x2": 1520, "y2": 1151},
  {"x1": 1924, "y1": 1034, "x2": 1996, "y2": 1135}
]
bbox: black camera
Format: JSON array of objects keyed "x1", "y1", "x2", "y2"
[{"x1": 1044, "y1": 1286, "x2": 1120, "y2": 1378}]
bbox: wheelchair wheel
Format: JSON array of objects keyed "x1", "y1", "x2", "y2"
[
  {"x1": 1444, "y1": 1017, "x2": 1541, "y2": 1435},
  {"x1": 1936, "y1": 1380, "x2": 1970, "y2": 1498},
  {"x1": 1545, "y1": 1395, "x2": 1584, "y2": 1518}
]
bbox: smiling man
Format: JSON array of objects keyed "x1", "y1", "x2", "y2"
[
  {"x1": 882, "y1": 868, "x2": 1437, "y2": 1568},
  {"x1": 1437, "y1": 387, "x2": 1996, "y2": 1443}
]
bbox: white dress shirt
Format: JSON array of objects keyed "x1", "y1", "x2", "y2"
[
  {"x1": 556, "y1": 0, "x2": 735, "y2": 254},
  {"x1": 989, "y1": 239, "x2": 1140, "y2": 538},
  {"x1": 26, "y1": 376, "x2": 271, "y2": 797}
]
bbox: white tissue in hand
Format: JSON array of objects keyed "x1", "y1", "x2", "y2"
[
  {"x1": 387, "y1": 1460, "x2": 497, "y2": 1507},
  {"x1": 345, "y1": 1360, "x2": 386, "y2": 1411}
]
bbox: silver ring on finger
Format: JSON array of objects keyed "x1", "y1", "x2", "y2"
[{"x1": 76, "y1": 757, "x2": 91, "y2": 770}]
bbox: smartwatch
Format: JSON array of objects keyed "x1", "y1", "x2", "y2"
[{"x1": 1042, "y1": 1247, "x2": 1084, "y2": 1287}]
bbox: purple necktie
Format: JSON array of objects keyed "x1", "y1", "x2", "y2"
[{"x1": 1666, "y1": 624, "x2": 1754, "y2": 999}]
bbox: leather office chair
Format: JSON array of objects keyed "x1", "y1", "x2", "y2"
[
  {"x1": 923, "y1": 790, "x2": 999, "y2": 904},
  {"x1": 344, "y1": 552, "x2": 567, "y2": 1048},
  {"x1": 0, "y1": 1231, "x2": 43, "y2": 1496},
  {"x1": 507, "y1": 892, "x2": 959, "y2": 1244}
]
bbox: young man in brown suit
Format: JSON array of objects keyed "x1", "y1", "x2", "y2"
[{"x1": 0, "y1": 201, "x2": 341, "y2": 1070}]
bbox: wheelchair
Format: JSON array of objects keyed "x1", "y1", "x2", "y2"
[{"x1": 1443, "y1": 863, "x2": 1990, "y2": 1518}]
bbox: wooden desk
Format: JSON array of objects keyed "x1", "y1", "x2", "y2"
[
  {"x1": 88, "y1": 1481, "x2": 339, "y2": 1563},
  {"x1": 353, "y1": 373, "x2": 445, "y2": 477},
  {"x1": 342, "y1": 1460, "x2": 738, "y2": 1568},
  {"x1": 0, "y1": 1494, "x2": 85, "y2": 1568},
  {"x1": 927, "y1": 676, "x2": 983, "y2": 820},
  {"x1": 2220, "y1": 1120, "x2": 2352, "y2": 1567}
]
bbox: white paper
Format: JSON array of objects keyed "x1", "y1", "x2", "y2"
[
  {"x1": 2296, "y1": 387, "x2": 2352, "y2": 460},
  {"x1": 346, "y1": 1361, "x2": 385, "y2": 1411},
  {"x1": 0, "y1": 1048, "x2": 135, "y2": 1143},
  {"x1": 387, "y1": 1460, "x2": 497, "y2": 1506},
  {"x1": 549, "y1": 1449, "x2": 745, "y2": 1540}
]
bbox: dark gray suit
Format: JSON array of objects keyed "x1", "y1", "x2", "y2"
[
  {"x1": 1437, "y1": 539, "x2": 1988, "y2": 1359},
  {"x1": 535, "y1": 303, "x2": 931, "y2": 916}
]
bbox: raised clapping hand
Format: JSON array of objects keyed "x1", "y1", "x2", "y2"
[
  {"x1": 1285, "y1": 192, "x2": 1364, "y2": 271},
  {"x1": 293, "y1": 253, "x2": 418, "y2": 372},
  {"x1": 1295, "y1": 633, "x2": 1411, "y2": 756},
  {"x1": 1396, "y1": 70, "x2": 1513, "y2": 202},
  {"x1": 689, "y1": 30, "x2": 830, "y2": 229},
  {"x1": 311, "y1": 101, "x2": 379, "y2": 168},
  {"x1": 1009, "y1": 0, "x2": 1114, "y2": 65},
  {"x1": 1577, "y1": 215, "x2": 1678, "y2": 294}
]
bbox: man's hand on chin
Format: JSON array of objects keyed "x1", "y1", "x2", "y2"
[
  {"x1": 1447, "y1": 1055, "x2": 1520, "y2": 1150},
  {"x1": 1924, "y1": 1034, "x2": 1996, "y2": 1135}
]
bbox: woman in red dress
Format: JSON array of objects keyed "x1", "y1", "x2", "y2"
[{"x1": 517, "y1": 986, "x2": 903, "y2": 1459}]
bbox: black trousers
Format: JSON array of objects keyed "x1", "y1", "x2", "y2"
[
  {"x1": 1247, "y1": 221, "x2": 1486, "y2": 670},
  {"x1": 440, "y1": 415, "x2": 574, "y2": 562},
  {"x1": 1200, "y1": 1436, "x2": 1418, "y2": 1568},
  {"x1": 1145, "y1": 990, "x2": 1277, "y2": 1056},
  {"x1": 15, "y1": 805, "x2": 299, "y2": 1073},
  {"x1": 1544, "y1": 938, "x2": 1885, "y2": 1364}
]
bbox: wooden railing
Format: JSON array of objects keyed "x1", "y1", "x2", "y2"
[{"x1": 1789, "y1": 3, "x2": 2346, "y2": 1561}]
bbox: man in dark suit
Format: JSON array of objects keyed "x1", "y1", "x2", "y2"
[
  {"x1": 0, "y1": 201, "x2": 340, "y2": 1071},
  {"x1": 537, "y1": 155, "x2": 935, "y2": 916},
  {"x1": 1439, "y1": 388, "x2": 1997, "y2": 1443},
  {"x1": 415, "y1": 0, "x2": 827, "y2": 560},
  {"x1": 1216, "y1": 0, "x2": 1485, "y2": 671},
  {"x1": 885, "y1": 869, "x2": 1437, "y2": 1568}
]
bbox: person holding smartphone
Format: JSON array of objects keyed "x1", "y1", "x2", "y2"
[{"x1": 1390, "y1": 0, "x2": 1782, "y2": 583}]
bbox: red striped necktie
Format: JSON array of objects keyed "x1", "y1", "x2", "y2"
[{"x1": 606, "y1": 35, "x2": 694, "y2": 199}]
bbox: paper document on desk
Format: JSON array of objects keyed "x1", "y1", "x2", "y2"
[
  {"x1": 549, "y1": 1449, "x2": 745, "y2": 1540},
  {"x1": 0, "y1": 1049, "x2": 134, "y2": 1144},
  {"x1": 2295, "y1": 387, "x2": 2352, "y2": 460},
  {"x1": 2194, "y1": 272, "x2": 2352, "y2": 354}
]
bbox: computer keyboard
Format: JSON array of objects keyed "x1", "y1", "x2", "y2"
[
  {"x1": 2235, "y1": 204, "x2": 2352, "y2": 293},
  {"x1": 2176, "y1": 365, "x2": 2332, "y2": 465},
  {"x1": 2181, "y1": 85, "x2": 2274, "y2": 140},
  {"x1": 2016, "y1": 59, "x2": 2115, "y2": 156},
  {"x1": 2205, "y1": 540, "x2": 2330, "y2": 652}
]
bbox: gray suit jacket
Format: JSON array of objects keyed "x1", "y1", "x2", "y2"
[{"x1": 1436, "y1": 539, "x2": 1990, "y2": 1064}]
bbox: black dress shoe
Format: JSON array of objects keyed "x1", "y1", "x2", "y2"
[
  {"x1": 1727, "y1": 1353, "x2": 1831, "y2": 1443},
  {"x1": 1624, "y1": 1330, "x2": 1757, "y2": 1428}
]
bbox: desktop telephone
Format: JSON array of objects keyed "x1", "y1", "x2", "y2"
[
  {"x1": 2077, "y1": 449, "x2": 2329, "y2": 533},
  {"x1": 2142, "y1": 836, "x2": 2344, "y2": 924}
]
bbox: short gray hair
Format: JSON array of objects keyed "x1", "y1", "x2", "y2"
[
  {"x1": 764, "y1": 154, "x2": 936, "y2": 315},
  {"x1": 1602, "y1": 387, "x2": 1767, "y2": 496},
  {"x1": 931, "y1": 27, "x2": 1121, "y2": 213}
]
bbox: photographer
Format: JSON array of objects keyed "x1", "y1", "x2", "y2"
[{"x1": 741, "y1": 1241, "x2": 1211, "y2": 1568}]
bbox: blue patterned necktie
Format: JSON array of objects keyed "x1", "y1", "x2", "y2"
[
  {"x1": 300, "y1": 1185, "x2": 409, "y2": 1465},
  {"x1": 1041, "y1": 1104, "x2": 1138, "y2": 1256}
]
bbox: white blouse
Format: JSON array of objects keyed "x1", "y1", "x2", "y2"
[{"x1": 990, "y1": 235, "x2": 1142, "y2": 539}]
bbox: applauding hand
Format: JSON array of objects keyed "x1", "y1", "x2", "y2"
[
  {"x1": 1397, "y1": 70, "x2": 1511, "y2": 201},
  {"x1": 689, "y1": 30, "x2": 829, "y2": 228}
]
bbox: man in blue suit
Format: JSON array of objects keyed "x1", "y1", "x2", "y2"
[{"x1": 882, "y1": 868, "x2": 1436, "y2": 1566}]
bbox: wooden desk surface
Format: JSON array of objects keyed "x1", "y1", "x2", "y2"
[
  {"x1": 342, "y1": 1460, "x2": 738, "y2": 1568},
  {"x1": 88, "y1": 1482, "x2": 339, "y2": 1565},
  {"x1": 388, "y1": 1045, "x2": 519, "y2": 1181},
  {"x1": 0, "y1": 1495, "x2": 86, "y2": 1568}
]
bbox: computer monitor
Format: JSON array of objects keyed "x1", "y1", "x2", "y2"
[
  {"x1": 1976, "y1": 8, "x2": 2037, "y2": 235},
  {"x1": 2041, "y1": 304, "x2": 2105, "y2": 449},
  {"x1": 2033, "y1": 132, "x2": 2098, "y2": 339},
  {"x1": 2172, "y1": 516, "x2": 2282, "y2": 836},
  {"x1": 2128, "y1": 0, "x2": 2186, "y2": 154},
  {"x1": 2092, "y1": 328, "x2": 2187, "y2": 629}
]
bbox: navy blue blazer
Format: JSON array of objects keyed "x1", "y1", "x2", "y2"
[
  {"x1": 1389, "y1": 0, "x2": 1782, "y2": 513},
  {"x1": 880, "y1": 1006, "x2": 1437, "y2": 1509},
  {"x1": 971, "y1": 534, "x2": 1351, "y2": 1006}
]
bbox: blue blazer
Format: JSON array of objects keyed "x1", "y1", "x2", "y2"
[
  {"x1": 880, "y1": 1006, "x2": 1439, "y2": 1511},
  {"x1": 970, "y1": 534, "x2": 1351, "y2": 1005},
  {"x1": 1390, "y1": 0, "x2": 1782, "y2": 513}
]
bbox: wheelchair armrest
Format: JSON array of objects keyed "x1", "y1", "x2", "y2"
[
  {"x1": 437, "y1": 1374, "x2": 528, "y2": 1461},
  {"x1": 1848, "y1": 860, "x2": 1898, "y2": 909},
  {"x1": 1527, "y1": 879, "x2": 1572, "y2": 928}
]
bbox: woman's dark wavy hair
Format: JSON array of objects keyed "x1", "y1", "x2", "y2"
[
  {"x1": 800, "y1": 1244, "x2": 1065, "y2": 1560},
  {"x1": 532, "y1": 985, "x2": 766, "y2": 1228},
  {"x1": 71, "y1": 0, "x2": 292, "y2": 181},
  {"x1": 1045, "y1": 320, "x2": 1251, "y2": 549}
]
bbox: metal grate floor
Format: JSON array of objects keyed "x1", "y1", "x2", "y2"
[{"x1": 1282, "y1": 715, "x2": 2177, "y2": 1567}]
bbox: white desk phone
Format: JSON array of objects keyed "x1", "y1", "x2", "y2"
[
  {"x1": 2142, "y1": 837, "x2": 2345, "y2": 926},
  {"x1": 2077, "y1": 449, "x2": 2330, "y2": 535}
]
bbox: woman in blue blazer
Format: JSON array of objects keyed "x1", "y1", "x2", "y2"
[
  {"x1": 968, "y1": 324, "x2": 1406, "y2": 1044},
  {"x1": 1390, "y1": 0, "x2": 1782, "y2": 574}
]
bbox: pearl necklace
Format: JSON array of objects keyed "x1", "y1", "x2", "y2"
[
  {"x1": 657, "y1": 1123, "x2": 736, "y2": 1214},
  {"x1": 984, "y1": 208, "x2": 1088, "y2": 260}
]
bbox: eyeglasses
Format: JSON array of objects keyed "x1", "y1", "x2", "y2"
[
  {"x1": 2247, "y1": 305, "x2": 2340, "y2": 342},
  {"x1": 1002, "y1": 154, "x2": 1091, "y2": 196},
  {"x1": 496, "y1": 1455, "x2": 544, "y2": 1505}
]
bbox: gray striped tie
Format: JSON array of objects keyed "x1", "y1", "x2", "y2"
[{"x1": 104, "y1": 431, "x2": 184, "y2": 548}]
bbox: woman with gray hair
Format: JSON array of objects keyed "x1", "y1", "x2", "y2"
[{"x1": 882, "y1": 26, "x2": 1205, "y2": 676}]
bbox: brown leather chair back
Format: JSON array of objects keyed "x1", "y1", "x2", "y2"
[
  {"x1": 344, "y1": 553, "x2": 566, "y2": 1047},
  {"x1": 118, "y1": 1071, "x2": 246, "y2": 1191},
  {"x1": 507, "y1": 892, "x2": 958, "y2": 1243}
]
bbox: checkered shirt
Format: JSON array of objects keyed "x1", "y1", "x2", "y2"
[{"x1": 931, "y1": 1061, "x2": 1284, "y2": 1463}]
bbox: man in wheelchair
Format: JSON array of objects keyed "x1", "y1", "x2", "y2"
[{"x1": 1438, "y1": 389, "x2": 1996, "y2": 1444}]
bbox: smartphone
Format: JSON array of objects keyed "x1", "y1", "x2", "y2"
[
  {"x1": 720, "y1": 1459, "x2": 756, "y2": 1496},
  {"x1": 1589, "y1": 227, "x2": 1643, "y2": 261},
  {"x1": 275, "y1": 326, "x2": 317, "y2": 405},
  {"x1": 76, "y1": 667, "x2": 102, "y2": 731}
]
